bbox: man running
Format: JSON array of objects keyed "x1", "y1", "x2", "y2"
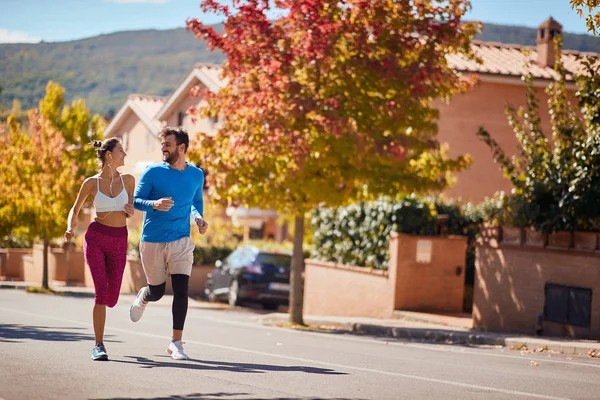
[{"x1": 129, "y1": 126, "x2": 208, "y2": 360}]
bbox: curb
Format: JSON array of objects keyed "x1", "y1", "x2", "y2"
[
  {"x1": 351, "y1": 323, "x2": 506, "y2": 346},
  {"x1": 260, "y1": 314, "x2": 600, "y2": 357}
]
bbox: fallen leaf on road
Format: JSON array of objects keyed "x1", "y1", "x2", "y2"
[
  {"x1": 588, "y1": 349, "x2": 600, "y2": 358},
  {"x1": 530, "y1": 361, "x2": 540, "y2": 367},
  {"x1": 511, "y1": 344, "x2": 528, "y2": 351}
]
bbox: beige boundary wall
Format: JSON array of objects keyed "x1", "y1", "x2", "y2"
[
  {"x1": 474, "y1": 229, "x2": 600, "y2": 339},
  {"x1": 0, "y1": 248, "x2": 32, "y2": 280},
  {"x1": 8, "y1": 245, "x2": 212, "y2": 297},
  {"x1": 304, "y1": 232, "x2": 468, "y2": 318}
]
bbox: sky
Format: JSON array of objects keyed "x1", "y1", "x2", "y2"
[{"x1": 0, "y1": 0, "x2": 595, "y2": 44}]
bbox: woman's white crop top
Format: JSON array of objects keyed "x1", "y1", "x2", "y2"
[{"x1": 94, "y1": 174, "x2": 128, "y2": 213}]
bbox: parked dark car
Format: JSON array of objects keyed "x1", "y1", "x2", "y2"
[{"x1": 204, "y1": 245, "x2": 292, "y2": 310}]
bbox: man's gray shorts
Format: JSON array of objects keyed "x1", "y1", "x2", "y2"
[{"x1": 139, "y1": 237, "x2": 195, "y2": 285}]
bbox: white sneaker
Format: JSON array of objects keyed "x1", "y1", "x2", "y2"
[
  {"x1": 130, "y1": 288, "x2": 147, "y2": 322},
  {"x1": 167, "y1": 340, "x2": 189, "y2": 360}
]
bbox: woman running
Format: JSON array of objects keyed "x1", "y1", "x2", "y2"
[{"x1": 65, "y1": 138, "x2": 135, "y2": 361}]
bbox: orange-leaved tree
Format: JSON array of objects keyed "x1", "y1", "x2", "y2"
[
  {"x1": 0, "y1": 82, "x2": 104, "y2": 289},
  {"x1": 187, "y1": 0, "x2": 478, "y2": 324},
  {"x1": 570, "y1": 0, "x2": 600, "y2": 35}
]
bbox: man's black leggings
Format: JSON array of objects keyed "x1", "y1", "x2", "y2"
[{"x1": 142, "y1": 274, "x2": 189, "y2": 330}]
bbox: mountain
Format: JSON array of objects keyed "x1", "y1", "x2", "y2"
[
  {"x1": 0, "y1": 27, "x2": 225, "y2": 118},
  {"x1": 0, "y1": 22, "x2": 598, "y2": 117},
  {"x1": 476, "y1": 22, "x2": 600, "y2": 52}
]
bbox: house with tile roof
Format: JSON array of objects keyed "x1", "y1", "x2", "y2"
[
  {"x1": 105, "y1": 18, "x2": 598, "y2": 236},
  {"x1": 439, "y1": 17, "x2": 597, "y2": 201},
  {"x1": 105, "y1": 63, "x2": 280, "y2": 240}
]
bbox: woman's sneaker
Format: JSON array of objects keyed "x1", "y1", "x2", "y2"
[
  {"x1": 167, "y1": 340, "x2": 189, "y2": 360},
  {"x1": 130, "y1": 287, "x2": 147, "y2": 322},
  {"x1": 92, "y1": 343, "x2": 108, "y2": 361}
]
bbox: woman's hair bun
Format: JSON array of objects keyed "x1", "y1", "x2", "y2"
[{"x1": 92, "y1": 140, "x2": 103, "y2": 148}]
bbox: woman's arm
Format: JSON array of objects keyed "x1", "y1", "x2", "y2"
[
  {"x1": 123, "y1": 174, "x2": 135, "y2": 218},
  {"x1": 65, "y1": 178, "x2": 94, "y2": 241}
]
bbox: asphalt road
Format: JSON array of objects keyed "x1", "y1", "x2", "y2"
[{"x1": 1, "y1": 289, "x2": 599, "y2": 400}]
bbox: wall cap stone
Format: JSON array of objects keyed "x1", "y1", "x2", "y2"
[
  {"x1": 476, "y1": 241, "x2": 600, "y2": 258},
  {"x1": 305, "y1": 259, "x2": 389, "y2": 277},
  {"x1": 390, "y1": 231, "x2": 468, "y2": 243}
]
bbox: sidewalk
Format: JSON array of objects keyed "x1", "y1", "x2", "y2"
[
  {"x1": 3, "y1": 281, "x2": 599, "y2": 357},
  {"x1": 0, "y1": 280, "x2": 229, "y2": 310},
  {"x1": 257, "y1": 312, "x2": 600, "y2": 357}
]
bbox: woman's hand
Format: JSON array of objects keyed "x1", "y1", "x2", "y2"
[
  {"x1": 64, "y1": 228, "x2": 74, "y2": 242},
  {"x1": 124, "y1": 203, "x2": 134, "y2": 217}
]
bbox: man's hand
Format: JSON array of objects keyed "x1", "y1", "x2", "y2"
[
  {"x1": 153, "y1": 197, "x2": 174, "y2": 212},
  {"x1": 64, "y1": 228, "x2": 74, "y2": 242},
  {"x1": 124, "y1": 203, "x2": 134, "y2": 217},
  {"x1": 196, "y1": 216, "x2": 209, "y2": 235}
]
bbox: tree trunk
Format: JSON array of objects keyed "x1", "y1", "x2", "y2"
[
  {"x1": 289, "y1": 215, "x2": 305, "y2": 325},
  {"x1": 42, "y1": 238, "x2": 49, "y2": 290}
]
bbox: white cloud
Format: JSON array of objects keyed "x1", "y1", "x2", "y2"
[
  {"x1": 0, "y1": 29, "x2": 41, "y2": 44},
  {"x1": 104, "y1": 0, "x2": 173, "y2": 3}
]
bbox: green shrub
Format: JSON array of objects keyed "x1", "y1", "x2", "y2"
[
  {"x1": 193, "y1": 245, "x2": 233, "y2": 265},
  {"x1": 311, "y1": 196, "x2": 443, "y2": 270},
  {"x1": 0, "y1": 234, "x2": 33, "y2": 249}
]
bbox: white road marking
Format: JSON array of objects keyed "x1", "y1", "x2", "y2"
[
  {"x1": 195, "y1": 314, "x2": 600, "y2": 369},
  {"x1": 0, "y1": 307, "x2": 573, "y2": 400}
]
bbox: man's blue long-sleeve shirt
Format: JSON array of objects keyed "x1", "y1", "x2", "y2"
[{"x1": 133, "y1": 162, "x2": 204, "y2": 243}]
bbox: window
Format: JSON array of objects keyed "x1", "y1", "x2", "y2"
[
  {"x1": 544, "y1": 283, "x2": 592, "y2": 328},
  {"x1": 122, "y1": 132, "x2": 129, "y2": 151},
  {"x1": 255, "y1": 253, "x2": 291, "y2": 269},
  {"x1": 177, "y1": 111, "x2": 186, "y2": 127}
]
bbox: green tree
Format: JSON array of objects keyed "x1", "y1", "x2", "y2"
[
  {"x1": 477, "y1": 38, "x2": 600, "y2": 233},
  {"x1": 571, "y1": 0, "x2": 600, "y2": 35},
  {"x1": 187, "y1": 0, "x2": 477, "y2": 324},
  {"x1": 0, "y1": 82, "x2": 104, "y2": 289}
]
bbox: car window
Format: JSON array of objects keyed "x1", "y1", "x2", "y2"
[
  {"x1": 238, "y1": 248, "x2": 256, "y2": 267},
  {"x1": 224, "y1": 249, "x2": 241, "y2": 269},
  {"x1": 255, "y1": 253, "x2": 292, "y2": 269}
]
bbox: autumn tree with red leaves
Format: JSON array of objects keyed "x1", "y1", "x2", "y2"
[{"x1": 187, "y1": 0, "x2": 478, "y2": 324}]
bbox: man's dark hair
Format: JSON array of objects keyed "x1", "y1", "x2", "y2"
[{"x1": 159, "y1": 126, "x2": 189, "y2": 152}]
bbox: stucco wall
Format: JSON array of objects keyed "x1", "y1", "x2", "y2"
[
  {"x1": 474, "y1": 235, "x2": 600, "y2": 339},
  {"x1": 436, "y1": 80, "x2": 569, "y2": 202},
  {"x1": 303, "y1": 233, "x2": 467, "y2": 318},
  {"x1": 0, "y1": 249, "x2": 32, "y2": 280}
]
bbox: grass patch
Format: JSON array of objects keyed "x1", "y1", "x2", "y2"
[
  {"x1": 25, "y1": 286, "x2": 60, "y2": 295},
  {"x1": 272, "y1": 322, "x2": 351, "y2": 333}
]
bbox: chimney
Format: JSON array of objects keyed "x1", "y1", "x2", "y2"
[{"x1": 536, "y1": 17, "x2": 563, "y2": 68}]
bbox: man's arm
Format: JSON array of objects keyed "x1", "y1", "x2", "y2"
[
  {"x1": 190, "y1": 171, "x2": 205, "y2": 221},
  {"x1": 191, "y1": 171, "x2": 208, "y2": 234}
]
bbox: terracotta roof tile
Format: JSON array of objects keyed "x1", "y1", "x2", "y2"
[{"x1": 447, "y1": 40, "x2": 598, "y2": 81}]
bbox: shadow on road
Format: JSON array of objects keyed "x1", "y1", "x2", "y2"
[
  {"x1": 0, "y1": 323, "x2": 118, "y2": 344},
  {"x1": 110, "y1": 355, "x2": 347, "y2": 376},
  {"x1": 93, "y1": 392, "x2": 366, "y2": 400}
]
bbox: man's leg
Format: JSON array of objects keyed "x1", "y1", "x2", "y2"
[
  {"x1": 165, "y1": 237, "x2": 194, "y2": 360},
  {"x1": 171, "y1": 274, "x2": 189, "y2": 341},
  {"x1": 130, "y1": 241, "x2": 167, "y2": 322}
]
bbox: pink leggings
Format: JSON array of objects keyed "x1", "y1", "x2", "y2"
[{"x1": 83, "y1": 221, "x2": 128, "y2": 308}]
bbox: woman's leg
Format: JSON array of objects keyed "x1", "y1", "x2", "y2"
[
  {"x1": 93, "y1": 305, "x2": 106, "y2": 344},
  {"x1": 104, "y1": 235, "x2": 129, "y2": 308},
  {"x1": 84, "y1": 231, "x2": 109, "y2": 344}
]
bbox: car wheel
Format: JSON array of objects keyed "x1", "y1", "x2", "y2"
[
  {"x1": 228, "y1": 279, "x2": 240, "y2": 307},
  {"x1": 263, "y1": 303, "x2": 278, "y2": 311},
  {"x1": 207, "y1": 290, "x2": 217, "y2": 303}
]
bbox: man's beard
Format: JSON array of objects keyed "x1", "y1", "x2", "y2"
[{"x1": 163, "y1": 149, "x2": 180, "y2": 164}]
